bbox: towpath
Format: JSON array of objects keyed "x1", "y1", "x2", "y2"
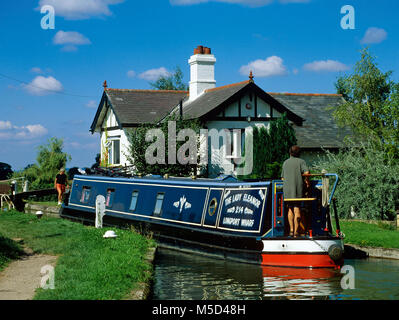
[{"x1": 0, "y1": 242, "x2": 57, "y2": 300}]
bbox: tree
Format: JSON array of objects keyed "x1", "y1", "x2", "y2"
[
  {"x1": 149, "y1": 66, "x2": 188, "y2": 91},
  {"x1": 91, "y1": 153, "x2": 101, "y2": 169},
  {"x1": 334, "y1": 48, "x2": 399, "y2": 158},
  {"x1": 12, "y1": 138, "x2": 71, "y2": 190},
  {"x1": 269, "y1": 113, "x2": 298, "y2": 164},
  {"x1": 0, "y1": 162, "x2": 13, "y2": 180},
  {"x1": 239, "y1": 113, "x2": 297, "y2": 180}
]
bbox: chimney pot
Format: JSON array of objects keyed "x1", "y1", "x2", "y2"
[{"x1": 204, "y1": 47, "x2": 211, "y2": 54}]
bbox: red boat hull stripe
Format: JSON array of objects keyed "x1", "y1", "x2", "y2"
[{"x1": 261, "y1": 253, "x2": 341, "y2": 268}]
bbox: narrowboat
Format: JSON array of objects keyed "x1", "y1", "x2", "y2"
[{"x1": 60, "y1": 173, "x2": 344, "y2": 269}]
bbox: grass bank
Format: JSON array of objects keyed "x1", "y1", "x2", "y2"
[
  {"x1": 340, "y1": 219, "x2": 399, "y2": 249},
  {"x1": 0, "y1": 210, "x2": 155, "y2": 300}
]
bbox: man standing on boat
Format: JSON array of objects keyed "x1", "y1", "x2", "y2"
[{"x1": 281, "y1": 145, "x2": 310, "y2": 237}]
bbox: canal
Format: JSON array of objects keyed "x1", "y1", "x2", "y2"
[{"x1": 151, "y1": 248, "x2": 399, "y2": 300}]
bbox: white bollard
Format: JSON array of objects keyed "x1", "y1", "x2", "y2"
[
  {"x1": 23, "y1": 180, "x2": 29, "y2": 192},
  {"x1": 95, "y1": 195, "x2": 106, "y2": 229}
]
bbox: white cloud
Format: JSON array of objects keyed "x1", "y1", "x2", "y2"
[
  {"x1": 53, "y1": 31, "x2": 91, "y2": 45},
  {"x1": 66, "y1": 141, "x2": 97, "y2": 149},
  {"x1": 30, "y1": 67, "x2": 52, "y2": 74},
  {"x1": 239, "y1": 56, "x2": 288, "y2": 77},
  {"x1": 303, "y1": 60, "x2": 349, "y2": 72},
  {"x1": 279, "y1": 0, "x2": 309, "y2": 3},
  {"x1": 53, "y1": 31, "x2": 91, "y2": 51},
  {"x1": 138, "y1": 67, "x2": 171, "y2": 81},
  {"x1": 127, "y1": 70, "x2": 136, "y2": 78},
  {"x1": 170, "y1": 0, "x2": 308, "y2": 6},
  {"x1": 0, "y1": 121, "x2": 48, "y2": 140},
  {"x1": 86, "y1": 100, "x2": 97, "y2": 108},
  {"x1": 38, "y1": 0, "x2": 124, "y2": 20},
  {"x1": 361, "y1": 27, "x2": 387, "y2": 44},
  {"x1": 0, "y1": 121, "x2": 13, "y2": 130},
  {"x1": 31, "y1": 67, "x2": 44, "y2": 74},
  {"x1": 60, "y1": 45, "x2": 78, "y2": 52},
  {"x1": 23, "y1": 75, "x2": 63, "y2": 96}
]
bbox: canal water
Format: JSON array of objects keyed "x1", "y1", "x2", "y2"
[{"x1": 151, "y1": 248, "x2": 399, "y2": 300}]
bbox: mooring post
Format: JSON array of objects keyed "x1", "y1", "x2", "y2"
[
  {"x1": 95, "y1": 195, "x2": 106, "y2": 229},
  {"x1": 396, "y1": 210, "x2": 399, "y2": 230}
]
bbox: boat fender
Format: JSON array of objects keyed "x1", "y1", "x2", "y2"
[{"x1": 328, "y1": 244, "x2": 343, "y2": 262}]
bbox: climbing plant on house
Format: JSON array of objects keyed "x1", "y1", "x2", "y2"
[{"x1": 125, "y1": 114, "x2": 204, "y2": 177}]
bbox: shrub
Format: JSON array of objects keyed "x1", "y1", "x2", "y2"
[{"x1": 313, "y1": 143, "x2": 399, "y2": 220}]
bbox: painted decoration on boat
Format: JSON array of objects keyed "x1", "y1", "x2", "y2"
[{"x1": 173, "y1": 195, "x2": 192, "y2": 213}]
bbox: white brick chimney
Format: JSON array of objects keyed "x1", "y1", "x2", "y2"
[{"x1": 188, "y1": 45, "x2": 216, "y2": 101}]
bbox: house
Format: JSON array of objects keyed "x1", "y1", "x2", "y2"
[{"x1": 90, "y1": 45, "x2": 349, "y2": 177}]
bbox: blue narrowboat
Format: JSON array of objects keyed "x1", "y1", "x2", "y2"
[{"x1": 60, "y1": 173, "x2": 344, "y2": 268}]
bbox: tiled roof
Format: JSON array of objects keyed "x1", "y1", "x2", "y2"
[
  {"x1": 269, "y1": 93, "x2": 351, "y2": 149},
  {"x1": 182, "y1": 81, "x2": 250, "y2": 119},
  {"x1": 105, "y1": 88, "x2": 188, "y2": 125},
  {"x1": 181, "y1": 81, "x2": 304, "y2": 125},
  {"x1": 91, "y1": 84, "x2": 350, "y2": 150}
]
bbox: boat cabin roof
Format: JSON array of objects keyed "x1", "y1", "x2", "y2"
[{"x1": 74, "y1": 174, "x2": 271, "y2": 188}]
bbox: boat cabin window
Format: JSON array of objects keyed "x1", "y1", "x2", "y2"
[
  {"x1": 80, "y1": 186, "x2": 91, "y2": 203},
  {"x1": 153, "y1": 193, "x2": 165, "y2": 216},
  {"x1": 105, "y1": 188, "x2": 115, "y2": 207},
  {"x1": 129, "y1": 191, "x2": 139, "y2": 211}
]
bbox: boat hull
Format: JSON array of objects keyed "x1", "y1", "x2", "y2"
[
  {"x1": 60, "y1": 205, "x2": 343, "y2": 268},
  {"x1": 261, "y1": 238, "x2": 344, "y2": 268},
  {"x1": 61, "y1": 174, "x2": 344, "y2": 269}
]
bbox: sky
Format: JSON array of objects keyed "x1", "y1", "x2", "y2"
[{"x1": 1, "y1": 0, "x2": 398, "y2": 171}]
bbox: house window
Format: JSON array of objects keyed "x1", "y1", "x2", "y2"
[
  {"x1": 107, "y1": 138, "x2": 120, "y2": 165},
  {"x1": 153, "y1": 193, "x2": 165, "y2": 216},
  {"x1": 105, "y1": 188, "x2": 115, "y2": 207},
  {"x1": 80, "y1": 186, "x2": 91, "y2": 203},
  {"x1": 225, "y1": 129, "x2": 242, "y2": 159},
  {"x1": 129, "y1": 191, "x2": 139, "y2": 211}
]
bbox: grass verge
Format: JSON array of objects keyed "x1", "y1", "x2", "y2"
[
  {"x1": 0, "y1": 210, "x2": 155, "y2": 300},
  {"x1": 340, "y1": 219, "x2": 399, "y2": 249}
]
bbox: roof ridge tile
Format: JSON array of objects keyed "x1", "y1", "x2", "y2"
[{"x1": 106, "y1": 88, "x2": 188, "y2": 94}]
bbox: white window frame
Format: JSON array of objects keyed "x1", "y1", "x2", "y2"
[
  {"x1": 107, "y1": 136, "x2": 121, "y2": 165},
  {"x1": 224, "y1": 129, "x2": 243, "y2": 160}
]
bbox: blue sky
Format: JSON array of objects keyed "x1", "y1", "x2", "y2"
[{"x1": 1, "y1": 0, "x2": 398, "y2": 170}]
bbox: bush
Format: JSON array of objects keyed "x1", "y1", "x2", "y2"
[{"x1": 313, "y1": 143, "x2": 399, "y2": 220}]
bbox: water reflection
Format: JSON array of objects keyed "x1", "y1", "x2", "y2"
[
  {"x1": 261, "y1": 266, "x2": 342, "y2": 299},
  {"x1": 152, "y1": 248, "x2": 343, "y2": 300},
  {"x1": 337, "y1": 258, "x2": 399, "y2": 300}
]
